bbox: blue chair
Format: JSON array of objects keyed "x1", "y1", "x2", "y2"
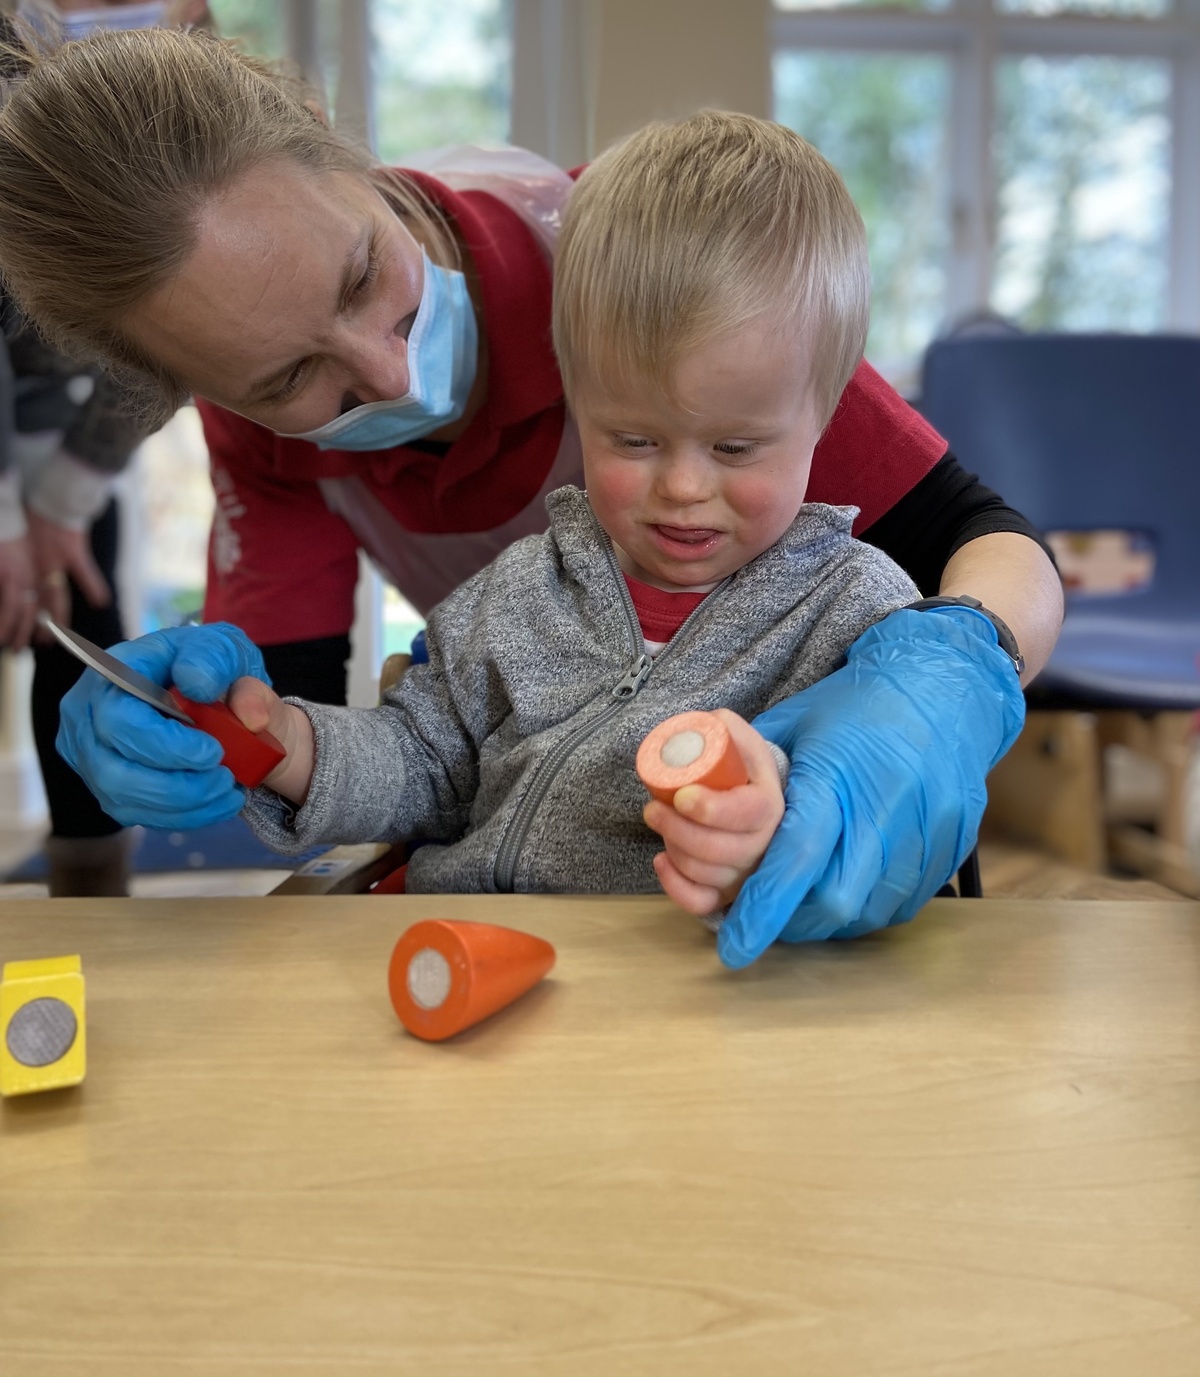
[
  {"x1": 921, "y1": 332, "x2": 1200, "y2": 711},
  {"x1": 920, "y1": 332, "x2": 1200, "y2": 887}
]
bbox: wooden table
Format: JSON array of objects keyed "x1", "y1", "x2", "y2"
[{"x1": 2, "y1": 895, "x2": 1199, "y2": 1375}]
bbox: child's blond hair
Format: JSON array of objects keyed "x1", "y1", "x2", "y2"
[{"x1": 553, "y1": 111, "x2": 869, "y2": 429}]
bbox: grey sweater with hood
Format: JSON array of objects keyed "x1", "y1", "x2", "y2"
[{"x1": 243, "y1": 486, "x2": 918, "y2": 893}]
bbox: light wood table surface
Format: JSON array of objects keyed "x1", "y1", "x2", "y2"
[{"x1": 2, "y1": 895, "x2": 1199, "y2": 1375}]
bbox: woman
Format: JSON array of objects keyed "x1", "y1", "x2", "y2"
[
  {"x1": 0, "y1": 29, "x2": 1059, "y2": 962},
  {"x1": 0, "y1": 286, "x2": 151, "y2": 894}
]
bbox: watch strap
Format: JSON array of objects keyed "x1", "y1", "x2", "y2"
[{"x1": 904, "y1": 595, "x2": 1026, "y2": 677}]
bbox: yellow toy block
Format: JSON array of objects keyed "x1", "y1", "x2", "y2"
[{"x1": 0, "y1": 956, "x2": 86, "y2": 1097}]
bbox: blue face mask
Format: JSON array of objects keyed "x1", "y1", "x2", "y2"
[
  {"x1": 286, "y1": 250, "x2": 479, "y2": 453},
  {"x1": 20, "y1": 2, "x2": 170, "y2": 41}
]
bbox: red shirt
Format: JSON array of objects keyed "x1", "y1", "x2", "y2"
[
  {"x1": 624, "y1": 575, "x2": 708, "y2": 646},
  {"x1": 201, "y1": 168, "x2": 946, "y2": 645}
]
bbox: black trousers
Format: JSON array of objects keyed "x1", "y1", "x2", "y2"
[{"x1": 30, "y1": 499, "x2": 125, "y2": 840}]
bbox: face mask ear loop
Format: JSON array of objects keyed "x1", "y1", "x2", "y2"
[{"x1": 401, "y1": 249, "x2": 436, "y2": 399}]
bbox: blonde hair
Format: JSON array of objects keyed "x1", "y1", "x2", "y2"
[
  {"x1": 0, "y1": 25, "x2": 454, "y2": 422},
  {"x1": 553, "y1": 111, "x2": 869, "y2": 429}
]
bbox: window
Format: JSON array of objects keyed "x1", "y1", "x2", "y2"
[
  {"x1": 209, "y1": 1, "x2": 511, "y2": 157},
  {"x1": 775, "y1": 50, "x2": 952, "y2": 377},
  {"x1": 773, "y1": 0, "x2": 1196, "y2": 389},
  {"x1": 127, "y1": 410, "x2": 213, "y2": 635},
  {"x1": 206, "y1": 0, "x2": 286, "y2": 58},
  {"x1": 373, "y1": 0, "x2": 511, "y2": 162}
]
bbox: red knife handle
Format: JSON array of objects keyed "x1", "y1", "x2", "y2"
[{"x1": 167, "y1": 687, "x2": 287, "y2": 789}]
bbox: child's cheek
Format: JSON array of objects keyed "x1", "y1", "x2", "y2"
[
  {"x1": 727, "y1": 462, "x2": 811, "y2": 538},
  {"x1": 587, "y1": 455, "x2": 647, "y2": 529},
  {"x1": 727, "y1": 471, "x2": 791, "y2": 526}
]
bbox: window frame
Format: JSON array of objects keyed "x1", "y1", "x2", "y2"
[{"x1": 772, "y1": 0, "x2": 1200, "y2": 332}]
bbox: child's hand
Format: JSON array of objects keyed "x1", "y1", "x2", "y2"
[
  {"x1": 227, "y1": 677, "x2": 315, "y2": 804},
  {"x1": 642, "y1": 709, "x2": 785, "y2": 916}
]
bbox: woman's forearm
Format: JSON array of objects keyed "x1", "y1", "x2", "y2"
[{"x1": 938, "y1": 531, "x2": 1063, "y2": 684}]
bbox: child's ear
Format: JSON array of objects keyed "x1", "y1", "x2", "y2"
[{"x1": 304, "y1": 98, "x2": 330, "y2": 127}]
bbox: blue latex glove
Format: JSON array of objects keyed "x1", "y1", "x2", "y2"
[
  {"x1": 56, "y1": 623, "x2": 269, "y2": 830},
  {"x1": 718, "y1": 606, "x2": 1026, "y2": 968}
]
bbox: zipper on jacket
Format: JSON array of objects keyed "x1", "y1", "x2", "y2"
[
  {"x1": 490, "y1": 514, "x2": 731, "y2": 891},
  {"x1": 612, "y1": 653, "x2": 652, "y2": 698},
  {"x1": 492, "y1": 654, "x2": 651, "y2": 890}
]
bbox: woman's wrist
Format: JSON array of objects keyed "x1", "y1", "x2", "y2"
[{"x1": 938, "y1": 531, "x2": 1063, "y2": 685}]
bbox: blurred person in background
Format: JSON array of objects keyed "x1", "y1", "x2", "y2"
[
  {"x1": 11, "y1": 0, "x2": 208, "y2": 40},
  {"x1": 0, "y1": 286, "x2": 151, "y2": 894},
  {"x1": 0, "y1": 2, "x2": 206, "y2": 894}
]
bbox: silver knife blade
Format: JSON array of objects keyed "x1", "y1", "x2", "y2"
[{"x1": 38, "y1": 614, "x2": 195, "y2": 725}]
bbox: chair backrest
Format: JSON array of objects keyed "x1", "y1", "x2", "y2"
[{"x1": 920, "y1": 333, "x2": 1200, "y2": 616}]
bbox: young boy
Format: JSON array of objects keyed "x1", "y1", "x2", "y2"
[{"x1": 234, "y1": 111, "x2": 919, "y2": 915}]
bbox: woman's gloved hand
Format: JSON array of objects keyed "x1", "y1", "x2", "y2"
[
  {"x1": 56, "y1": 622, "x2": 269, "y2": 829},
  {"x1": 718, "y1": 606, "x2": 1026, "y2": 968}
]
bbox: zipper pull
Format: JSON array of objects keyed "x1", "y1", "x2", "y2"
[{"x1": 612, "y1": 653, "x2": 652, "y2": 699}]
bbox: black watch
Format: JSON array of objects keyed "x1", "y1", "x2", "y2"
[{"x1": 904, "y1": 595, "x2": 1025, "y2": 677}]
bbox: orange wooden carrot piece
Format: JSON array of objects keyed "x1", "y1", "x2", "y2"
[
  {"x1": 636, "y1": 710, "x2": 749, "y2": 806},
  {"x1": 388, "y1": 919, "x2": 556, "y2": 1042}
]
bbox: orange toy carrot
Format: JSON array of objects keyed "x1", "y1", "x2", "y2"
[
  {"x1": 388, "y1": 920, "x2": 556, "y2": 1042},
  {"x1": 636, "y1": 710, "x2": 749, "y2": 805}
]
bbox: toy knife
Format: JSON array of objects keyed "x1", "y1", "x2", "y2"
[{"x1": 39, "y1": 614, "x2": 287, "y2": 789}]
